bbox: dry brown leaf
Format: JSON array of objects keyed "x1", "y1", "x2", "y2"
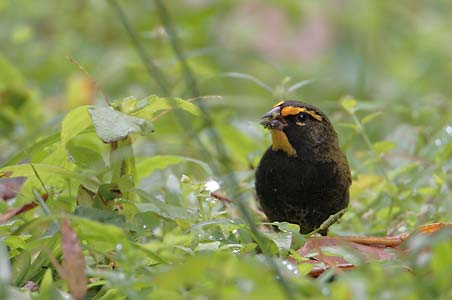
[
  {"x1": 0, "y1": 193, "x2": 48, "y2": 224},
  {"x1": 295, "y1": 222, "x2": 452, "y2": 278},
  {"x1": 61, "y1": 218, "x2": 88, "y2": 299}
]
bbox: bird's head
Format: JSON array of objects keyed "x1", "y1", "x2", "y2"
[{"x1": 261, "y1": 100, "x2": 339, "y2": 158}]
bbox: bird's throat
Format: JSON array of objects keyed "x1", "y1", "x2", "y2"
[{"x1": 270, "y1": 130, "x2": 297, "y2": 157}]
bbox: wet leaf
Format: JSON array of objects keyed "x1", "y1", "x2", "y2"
[{"x1": 88, "y1": 106, "x2": 153, "y2": 143}]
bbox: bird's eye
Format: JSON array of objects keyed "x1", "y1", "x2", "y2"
[{"x1": 298, "y1": 113, "x2": 308, "y2": 122}]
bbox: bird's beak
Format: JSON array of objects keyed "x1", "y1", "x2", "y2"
[{"x1": 260, "y1": 106, "x2": 287, "y2": 130}]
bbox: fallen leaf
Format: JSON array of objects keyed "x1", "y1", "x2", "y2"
[
  {"x1": 294, "y1": 222, "x2": 452, "y2": 278},
  {"x1": 61, "y1": 219, "x2": 87, "y2": 299},
  {"x1": 0, "y1": 194, "x2": 48, "y2": 223}
]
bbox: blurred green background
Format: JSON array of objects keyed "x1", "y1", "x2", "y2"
[{"x1": 1, "y1": 1, "x2": 452, "y2": 298}]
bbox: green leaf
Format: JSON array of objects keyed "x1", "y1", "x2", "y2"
[
  {"x1": 11, "y1": 250, "x2": 30, "y2": 286},
  {"x1": 88, "y1": 107, "x2": 153, "y2": 143},
  {"x1": 3, "y1": 133, "x2": 60, "y2": 166},
  {"x1": 39, "y1": 268, "x2": 54, "y2": 296},
  {"x1": 272, "y1": 222, "x2": 300, "y2": 232},
  {"x1": 70, "y1": 216, "x2": 129, "y2": 253},
  {"x1": 61, "y1": 106, "x2": 92, "y2": 146},
  {"x1": 0, "y1": 163, "x2": 98, "y2": 190},
  {"x1": 373, "y1": 141, "x2": 396, "y2": 154},
  {"x1": 136, "y1": 155, "x2": 211, "y2": 181},
  {"x1": 74, "y1": 207, "x2": 125, "y2": 228},
  {"x1": 132, "y1": 95, "x2": 202, "y2": 120},
  {"x1": 67, "y1": 144, "x2": 106, "y2": 170},
  {"x1": 337, "y1": 122, "x2": 358, "y2": 130},
  {"x1": 135, "y1": 202, "x2": 191, "y2": 221},
  {"x1": 341, "y1": 96, "x2": 357, "y2": 112},
  {"x1": 4, "y1": 236, "x2": 30, "y2": 253},
  {"x1": 361, "y1": 111, "x2": 383, "y2": 125}
]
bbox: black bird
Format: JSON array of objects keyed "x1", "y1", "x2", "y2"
[{"x1": 255, "y1": 100, "x2": 351, "y2": 235}]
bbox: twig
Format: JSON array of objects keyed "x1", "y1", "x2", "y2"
[
  {"x1": 67, "y1": 56, "x2": 111, "y2": 106},
  {"x1": 150, "y1": 95, "x2": 222, "y2": 121},
  {"x1": 307, "y1": 235, "x2": 408, "y2": 247},
  {"x1": 210, "y1": 191, "x2": 232, "y2": 204},
  {"x1": 308, "y1": 263, "x2": 355, "y2": 278},
  {"x1": 30, "y1": 163, "x2": 48, "y2": 194},
  {"x1": 305, "y1": 208, "x2": 347, "y2": 237},
  {"x1": 153, "y1": 0, "x2": 199, "y2": 97},
  {"x1": 210, "y1": 192, "x2": 268, "y2": 221}
]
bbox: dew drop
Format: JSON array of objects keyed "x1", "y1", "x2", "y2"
[
  {"x1": 446, "y1": 125, "x2": 452, "y2": 135},
  {"x1": 434, "y1": 139, "x2": 442, "y2": 146}
]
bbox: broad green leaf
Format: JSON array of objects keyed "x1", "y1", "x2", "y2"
[
  {"x1": 70, "y1": 216, "x2": 129, "y2": 252},
  {"x1": 74, "y1": 207, "x2": 125, "y2": 227},
  {"x1": 67, "y1": 144, "x2": 106, "y2": 170},
  {"x1": 136, "y1": 155, "x2": 211, "y2": 181},
  {"x1": 132, "y1": 95, "x2": 202, "y2": 120},
  {"x1": 0, "y1": 163, "x2": 98, "y2": 190},
  {"x1": 195, "y1": 241, "x2": 221, "y2": 251},
  {"x1": 4, "y1": 236, "x2": 30, "y2": 256},
  {"x1": 88, "y1": 107, "x2": 153, "y2": 143},
  {"x1": 61, "y1": 106, "x2": 92, "y2": 146},
  {"x1": 112, "y1": 96, "x2": 142, "y2": 114},
  {"x1": 135, "y1": 202, "x2": 191, "y2": 221},
  {"x1": 149, "y1": 253, "x2": 285, "y2": 299},
  {"x1": 373, "y1": 141, "x2": 396, "y2": 154},
  {"x1": 3, "y1": 133, "x2": 60, "y2": 166}
]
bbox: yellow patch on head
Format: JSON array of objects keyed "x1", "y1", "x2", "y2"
[
  {"x1": 270, "y1": 130, "x2": 297, "y2": 157},
  {"x1": 273, "y1": 100, "x2": 285, "y2": 108},
  {"x1": 280, "y1": 106, "x2": 323, "y2": 121}
]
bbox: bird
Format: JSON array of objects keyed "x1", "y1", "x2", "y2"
[{"x1": 255, "y1": 100, "x2": 351, "y2": 235}]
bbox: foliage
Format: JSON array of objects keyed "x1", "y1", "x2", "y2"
[{"x1": 1, "y1": 0, "x2": 452, "y2": 299}]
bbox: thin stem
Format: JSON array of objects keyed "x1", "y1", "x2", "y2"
[
  {"x1": 153, "y1": 0, "x2": 199, "y2": 97},
  {"x1": 348, "y1": 111, "x2": 396, "y2": 226},
  {"x1": 67, "y1": 56, "x2": 111, "y2": 106},
  {"x1": 107, "y1": 0, "x2": 171, "y2": 95}
]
